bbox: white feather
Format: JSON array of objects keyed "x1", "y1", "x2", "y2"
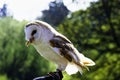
[{"x1": 65, "y1": 62, "x2": 80, "y2": 75}]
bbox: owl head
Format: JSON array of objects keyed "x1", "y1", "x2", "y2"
[{"x1": 25, "y1": 23, "x2": 41, "y2": 44}]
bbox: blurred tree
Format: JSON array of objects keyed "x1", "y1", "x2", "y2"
[
  {"x1": 89, "y1": 0, "x2": 120, "y2": 46},
  {"x1": 0, "y1": 4, "x2": 7, "y2": 17},
  {"x1": 0, "y1": 17, "x2": 55, "y2": 80},
  {"x1": 0, "y1": 4, "x2": 12, "y2": 18},
  {"x1": 0, "y1": 0, "x2": 120, "y2": 80},
  {"x1": 37, "y1": 0, "x2": 70, "y2": 26},
  {"x1": 56, "y1": 0, "x2": 120, "y2": 80}
]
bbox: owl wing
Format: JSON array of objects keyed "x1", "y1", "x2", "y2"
[{"x1": 49, "y1": 34, "x2": 79, "y2": 62}]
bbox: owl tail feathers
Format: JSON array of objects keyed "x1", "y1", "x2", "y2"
[
  {"x1": 65, "y1": 62, "x2": 82, "y2": 75},
  {"x1": 81, "y1": 57, "x2": 95, "y2": 66},
  {"x1": 65, "y1": 57, "x2": 95, "y2": 75}
]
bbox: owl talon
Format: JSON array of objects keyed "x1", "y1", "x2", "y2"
[{"x1": 48, "y1": 70, "x2": 63, "y2": 80}]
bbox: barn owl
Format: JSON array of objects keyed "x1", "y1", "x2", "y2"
[{"x1": 24, "y1": 20, "x2": 95, "y2": 75}]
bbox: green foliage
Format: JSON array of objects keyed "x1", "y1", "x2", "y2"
[
  {"x1": 0, "y1": 74, "x2": 8, "y2": 80},
  {"x1": 0, "y1": 0, "x2": 120, "y2": 80},
  {"x1": 56, "y1": 0, "x2": 120, "y2": 79},
  {"x1": 0, "y1": 17, "x2": 55, "y2": 80}
]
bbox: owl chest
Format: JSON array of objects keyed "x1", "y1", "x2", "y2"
[
  {"x1": 37, "y1": 44, "x2": 54, "y2": 58},
  {"x1": 34, "y1": 42, "x2": 65, "y2": 63}
]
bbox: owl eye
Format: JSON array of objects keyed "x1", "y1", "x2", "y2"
[{"x1": 31, "y1": 30, "x2": 37, "y2": 36}]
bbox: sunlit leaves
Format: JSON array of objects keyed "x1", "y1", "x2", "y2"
[
  {"x1": 0, "y1": 17, "x2": 54, "y2": 80},
  {"x1": 56, "y1": 0, "x2": 120, "y2": 80}
]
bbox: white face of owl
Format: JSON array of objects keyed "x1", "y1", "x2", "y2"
[{"x1": 24, "y1": 24, "x2": 41, "y2": 44}]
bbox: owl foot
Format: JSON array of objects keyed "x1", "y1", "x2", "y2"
[
  {"x1": 48, "y1": 69, "x2": 63, "y2": 80},
  {"x1": 33, "y1": 69, "x2": 63, "y2": 80}
]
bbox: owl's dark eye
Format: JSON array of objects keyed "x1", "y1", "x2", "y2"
[{"x1": 31, "y1": 30, "x2": 37, "y2": 36}]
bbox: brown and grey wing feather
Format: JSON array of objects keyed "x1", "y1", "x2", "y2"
[{"x1": 49, "y1": 35, "x2": 79, "y2": 62}]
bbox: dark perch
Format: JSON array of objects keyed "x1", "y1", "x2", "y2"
[{"x1": 33, "y1": 69, "x2": 63, "y2": 80}]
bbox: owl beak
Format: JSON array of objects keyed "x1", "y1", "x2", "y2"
[
  {"x1": 25, "y1": 37, "x2": 34, "y2": 47},
  {"x1": 26, "y1": 41, "x2": 30, "y2": 47}
]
